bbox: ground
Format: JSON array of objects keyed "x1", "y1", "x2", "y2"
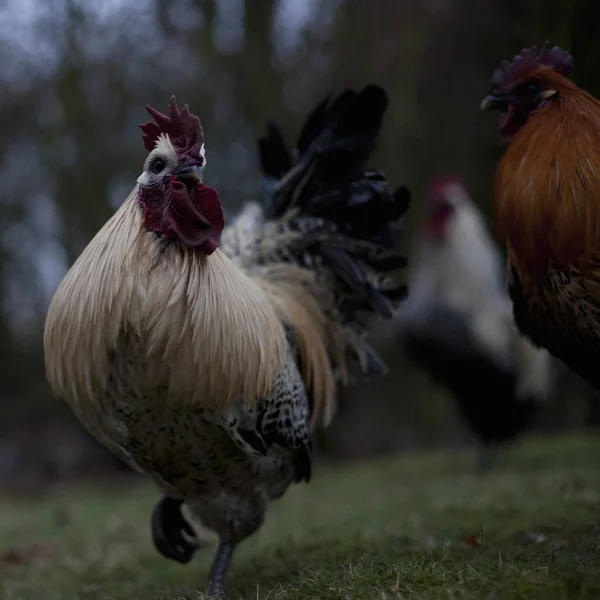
[{"x1": 0, "y1": 433, "x2": 599, "y2": 600}]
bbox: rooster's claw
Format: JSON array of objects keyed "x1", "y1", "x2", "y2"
[{"x1": 151, "y1": 496, "x2": 200, "y2": 564}]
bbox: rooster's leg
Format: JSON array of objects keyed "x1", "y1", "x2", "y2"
[
  {"x1": 151, "y1": 496, "x2": 200, "y2": 564},
  {"x1": 206, "y1": 539, "x2": 236, "y2": 596}
]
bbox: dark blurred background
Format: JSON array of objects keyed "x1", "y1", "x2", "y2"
[{"x1": 0, "y1": 0, "x2": 597, "y2": 488}]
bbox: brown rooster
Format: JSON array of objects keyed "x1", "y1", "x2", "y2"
[
  {"x1": 480, "y1": 42, "x2": 600, "y2": 392},
  {"x1": 43, "y1": 87, "x2": 410, "y2": 594},
  {"x1": 396, "y1": 177, "x2": 553, "y2": 469}
]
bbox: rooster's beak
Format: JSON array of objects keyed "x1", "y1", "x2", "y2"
[
  {"x1": 173, "y1": 165, "x2": 202, "y2": 186},
  {"x1": 480, "y1": 94, "x2": 509, "y2": 111}
]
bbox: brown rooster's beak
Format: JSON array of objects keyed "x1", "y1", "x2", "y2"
[
  {"x1": 480, "y1": 94, "x2": 509, "y2": 111},
  {"x1": 173, "y1": 165, "x2": 201, "y2": 187}
]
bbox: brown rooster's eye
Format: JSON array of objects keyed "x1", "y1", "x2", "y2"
[
  {"x1": 516, "y1": 81, "x2": 540, "y2": 101},
  {"x1": 150, "y1": 159, "x2": 166, "y2": 174}
]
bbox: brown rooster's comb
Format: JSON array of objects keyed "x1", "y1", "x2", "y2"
[
  {"x1": 139, "y1": 96, "x2": 206, "y2": 166},
  {"x1": 490, "y1": 42, "x2": 573, "y2": 93}
]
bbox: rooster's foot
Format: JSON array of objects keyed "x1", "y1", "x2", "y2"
[{"x1": 151, "y1": 496, "x2": 200, "y2": 564}]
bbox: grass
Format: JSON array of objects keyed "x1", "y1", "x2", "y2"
[{"x1": 1, "y1": 433, "x2": 600, "y2": 600}]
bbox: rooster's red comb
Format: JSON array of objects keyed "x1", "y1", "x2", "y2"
[
  {"x1": 139, "y1": 96, "x2": 205, "y2": 166},
  {"x1": 427, "y1": 175, "x2": 463, "y2": 194},
  {"x1": 426, "y1": 176, "x2": 466, "y2": 205},
  {"x1": 490, "y1": 42, "x2": 573, "y2": 93}
]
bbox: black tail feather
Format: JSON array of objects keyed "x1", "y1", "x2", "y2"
[
  {"x1": 295, "y1": 93, "x2": 335, "y2": 154},
  {"x1": 259, "y1": 119, "x2": 293, "y2": 180},
  {"x1": 262, "y1": 85, "x2": 392, "y2": 220},
  {"x1": 366, "y1": 255, "x2": 408, "y2": 272},
  {"x1": 381, "y1": 284, "x2": 409, "y2": 301},
  {"x1": 258, "y1": 85, "x2": 411, "y2": 375},
  {"x1": 350, "y1": 340, "x2": 389, "y2": 378}
]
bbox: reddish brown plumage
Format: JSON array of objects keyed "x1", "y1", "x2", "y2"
[
  {"x1": 482, "y1": 44, "x2": 600, "y2": 392},
  {"x1": 494, "y1": 67, "x2": 600, "y2": 275}
]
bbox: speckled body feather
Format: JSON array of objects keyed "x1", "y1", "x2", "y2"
[
  {"x1": 506, "y1": 257, "x2": 600, "y2": 390},
  {"x1": 111, "y1": 332, "x2": 309, "y2": 542},
  {"x1": 43, "y1": 89, "x2": 410, "y2": 566}
]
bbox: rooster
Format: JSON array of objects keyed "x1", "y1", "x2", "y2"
[
  {"x1": 480, "y1": 42, "x2": 600, "y2": 393},
  {"x1": 396, "y1": 177, "x2": 553, "y2": 468},
  {"x1": 43, "y1": 87, "x2": 410, "y2": 594}
]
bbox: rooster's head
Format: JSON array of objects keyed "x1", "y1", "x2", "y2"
[
  {"x1": 136, "y1": 96, "x2": 224, "y2": 254},
  {"x1": 424, "y1": 176, "x2": 468, "y2": 240},
  {"x1": 480, "y1": 42, "x2": 573, "y2": 142}
]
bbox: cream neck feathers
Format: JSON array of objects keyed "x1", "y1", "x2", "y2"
[{"x1": 43, "y1": 187, "x2": 288, "y2": 412}]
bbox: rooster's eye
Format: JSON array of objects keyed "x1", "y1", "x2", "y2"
[
  {"x1": 150, "y1": 159, "x2": 166, "y2": 174},
  {"x1": 526, "y1": 82, "x2": 541, "y2": 95}
]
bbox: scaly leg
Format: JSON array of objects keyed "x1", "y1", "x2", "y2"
[
  {"x1": 151, "y1": 496, "x2": 200, "y2": 564},
  {"x1": 206, "y1": 539, "x2": 236, "y2": 596}
]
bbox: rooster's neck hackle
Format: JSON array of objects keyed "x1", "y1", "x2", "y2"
[
  {"x1": 44, "y1": 188, "x2": 288, "y2": 413},
  {"x1": 495, "y1": 75, "x2": 600, "y2": 275}
]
